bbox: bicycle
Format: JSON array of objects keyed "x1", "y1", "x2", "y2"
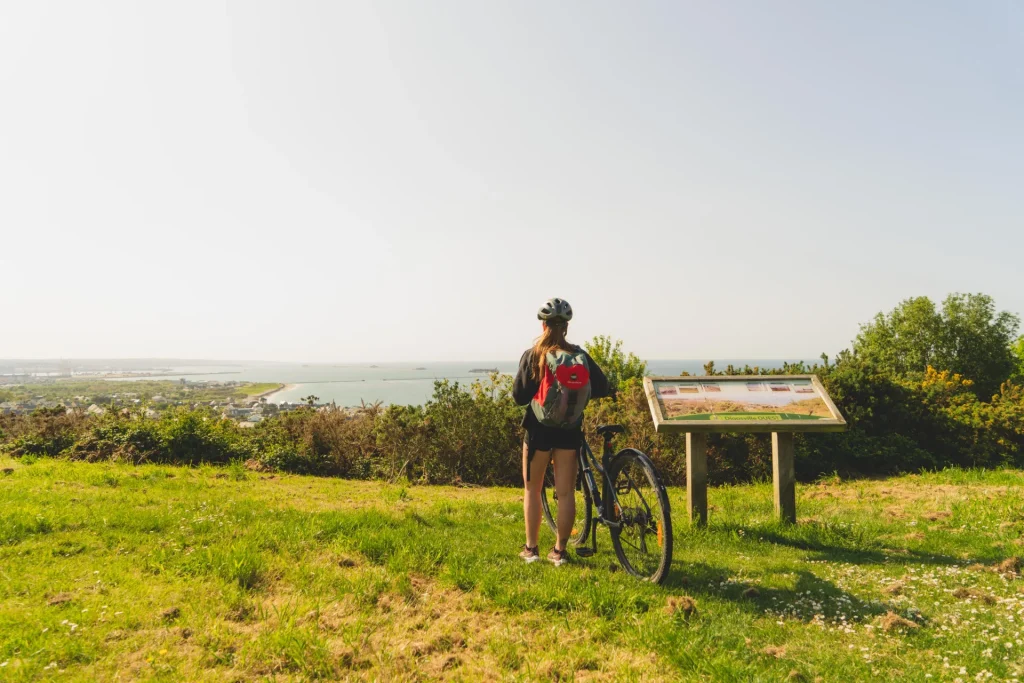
[{"x1": 540, "y1": 424, "x2": 672, "y2": 584}]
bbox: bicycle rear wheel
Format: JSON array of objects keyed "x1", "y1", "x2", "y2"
[
  {"x1": 608, "y1": 449, "x2": 672, "y2": 583},
  {"x1": 541, "y1": 463, "x2": 592, "y2": 547}
]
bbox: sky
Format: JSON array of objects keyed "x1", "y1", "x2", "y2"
[{"x1": 2, "y1": 1, "x2": 1022, "y2": 363}]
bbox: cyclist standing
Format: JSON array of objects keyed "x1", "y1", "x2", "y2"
[{"x1": 513, "y1": 298, "x2": 611, "y2": 566}]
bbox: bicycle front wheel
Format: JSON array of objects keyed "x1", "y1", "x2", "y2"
[
  {"x1": 608, "y1": 449, "x2": 672, "y2": 583},
  {"x1": 541, "y1": 464, "x2": 592, "y2": 547}
]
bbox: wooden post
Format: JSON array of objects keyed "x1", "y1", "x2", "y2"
[
  {"x1": 772, "y1": 432, "x2": 796, "y2": 524},
  {"x1": 686, "y1": 432, "x2": 708, "y2": 525}
]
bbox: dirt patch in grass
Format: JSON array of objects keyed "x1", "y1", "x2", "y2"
[
  {"x1": 878, "y1": 612, "x2": 919, "y2": 633},
  {"x1": 924, "y1": 511, "x2": 952, "y2": 522},
  {"x1": 996, "y1": 557, "x2": 1022, "y2": 576},
  {"x1": 46, "y1": 592, "x2": 74, "y2": 606},
  {"x1": 951, "y1": 587, "x2": 996, "y2": 604},
  {"x1": 763, "y1": 645, "x2": 786, "y2": 659},
  {"x1": 664, "y1": 596, "x2": 697, "y2": 618},
  {"x1": 111, "y1": 637, "x2": 209, "y2": 680},
  {"x1": 882, "y1": 580, "x2": 906, "y2": 596},
  {"x1": 966, "y1": 557, "x2": 1022, "y2": 578},
  {"x1": 232, "y1": 574, "x2": 672, "y2": 681}
]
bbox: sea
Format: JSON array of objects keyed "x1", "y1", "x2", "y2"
[{"x1": 107, "y1": 359, "x2": 819, "y2": 407}]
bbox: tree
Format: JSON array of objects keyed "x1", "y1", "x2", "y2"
[
  {"x1": 854, "y1": 293, "x2": 1020, "y2": 398},
  {"x1": 855, "y1": 296, "x2": 941, "y2": 375},
  {"x1": 1012, "y1": 336, "x2": 1024, "y2": 383},
  {"x1": 583, "y1": 336, "x2": 647, "y2": 392}
]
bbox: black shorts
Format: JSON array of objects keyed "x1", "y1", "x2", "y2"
[
  {"x1": 525, "y1": 422, "x2": 584, "y2": 452},
  {"x1": 524, "y1": 422, "x2": 583, "y2": 481}
]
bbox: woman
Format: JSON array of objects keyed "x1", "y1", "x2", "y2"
[{"x1": 512, "y1": 298, "x2": 611, "y2": 565}]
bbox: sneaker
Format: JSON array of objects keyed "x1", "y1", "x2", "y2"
[
  {"x1": 548, "y1": 547, "x2": 569, "y2": 567},
  {"x1": 519, "y1": 545, "x2": 540, "y2": 563}
]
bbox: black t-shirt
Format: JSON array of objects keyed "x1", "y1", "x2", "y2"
[{"x1": 512, "y1": 346, "x2": 612, "y2": 428}]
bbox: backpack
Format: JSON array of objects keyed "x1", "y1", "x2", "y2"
[{"x1": 531, "y1": 348, "x2": 592, "y2": 428}]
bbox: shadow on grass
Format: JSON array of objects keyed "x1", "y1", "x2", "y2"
[
  {"x1": 663, "y1": 560, "x2": 899, "y2": 624},
  {"x1": 710, "y1": 520, "x2": 982, "y2": 568}
]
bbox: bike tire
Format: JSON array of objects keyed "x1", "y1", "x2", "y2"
[
  {"x1": 541, "y1": 464, "x2": 592, "y2": 547},
  {"x1": 608, "y1": 449, "x2": 673, "y2": 584}
]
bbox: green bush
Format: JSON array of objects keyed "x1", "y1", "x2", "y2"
[{"x1": 1, "y1": 407, "x2": 87, "y2": 457}]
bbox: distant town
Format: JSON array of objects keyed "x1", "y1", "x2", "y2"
[{"x1": 0, "y1": 377, "x2": 352, "y2": 426}]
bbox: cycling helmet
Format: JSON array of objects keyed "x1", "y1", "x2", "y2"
[{"x1": 537, "y1": 298, "x2": 573, "y2": 322}]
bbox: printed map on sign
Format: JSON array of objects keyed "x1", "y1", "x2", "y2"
[{"x1": 654, "y1": 378, "x2": 832, "y2": 422}]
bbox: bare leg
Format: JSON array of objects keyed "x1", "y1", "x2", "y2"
[
  {"x1": 551, "y1": 448, "x2": 579, "y2": 552},
  {"x1": 523, "y1": 441, "x2": 550, "y2": 549}
]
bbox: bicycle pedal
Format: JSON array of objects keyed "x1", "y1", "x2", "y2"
[{"x1": 575, "y1": 548, "x2": 595, "y2": 558}]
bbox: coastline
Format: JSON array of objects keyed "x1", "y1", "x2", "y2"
[{"x1": 260, "y1": 383, "x2": 297, "y2": 402}]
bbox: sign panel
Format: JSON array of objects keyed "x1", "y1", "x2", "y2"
[{"x1": 643, "y1": 375, "x2": 846, "y2": 433}]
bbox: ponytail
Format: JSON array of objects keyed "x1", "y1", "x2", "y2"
[{"x1": 532, "y1": 321, "x2": 572, "y2": 380}]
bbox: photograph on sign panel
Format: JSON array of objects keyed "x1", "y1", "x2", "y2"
[{"x1": 655, "y1": 379, "x2": 832, "y2": 422}]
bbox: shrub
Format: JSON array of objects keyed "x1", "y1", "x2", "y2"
[
  {"x1": 157, "y1": 409, "x2": 244, "y2": 465},
  {"x1": 416, "y1": 375, "x2": 522, "y2": 485},
  {"x1": 1, "y1": 407, "x2": 87, "y2": 457}
]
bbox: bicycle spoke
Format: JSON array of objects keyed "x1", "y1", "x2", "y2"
[
  {"x1": 619, "y1": 471, "x2": 655, "y2": 518},
  {"x1": 610, "y1": 454, "x2": 668, "y2": 580}
]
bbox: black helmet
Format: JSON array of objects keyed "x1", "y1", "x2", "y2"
[{"x1": 538, "y1": 298, "x2": 573, "y2": 322}]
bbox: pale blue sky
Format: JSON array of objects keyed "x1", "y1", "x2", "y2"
[{"x1": 2, "y1": 1, "x2": 1021, "y2": 362}]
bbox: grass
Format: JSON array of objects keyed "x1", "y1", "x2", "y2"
[
  {"x1": 3, "y1": 460, "x2": 1024, "y2": 681},
  {"x1": 233, "y1": 383, "x2": 283, "y2": 398}
]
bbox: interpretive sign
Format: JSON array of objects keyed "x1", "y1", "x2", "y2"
[
  {"x1": 642, "y1": 375, "x2": 847, "y2": 525},
  {"x1": 644, "y1": 375, "x2": 845, "y2": 433}
]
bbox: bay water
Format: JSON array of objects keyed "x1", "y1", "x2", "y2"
[{"x1": 117, "y1": 359, "x2": 818, "y2": 407}]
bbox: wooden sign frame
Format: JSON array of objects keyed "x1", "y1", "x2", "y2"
[{"x1": 643, "y1": 375, "x2": 846, "y2": 434}]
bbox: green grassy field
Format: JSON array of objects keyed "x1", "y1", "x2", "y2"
[
  {"x1": 233, "y1": 383, "x2": 284, "y2": 398},
  {"x1": 3, "y1": 458, "x2": 1024, "y2": 682}
]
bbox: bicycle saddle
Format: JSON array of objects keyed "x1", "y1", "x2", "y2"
[{"x1": 596, "y1": 424, "x2": 625, "y2": 436}]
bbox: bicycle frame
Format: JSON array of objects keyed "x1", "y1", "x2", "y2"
[{"x1": 578, "y1": 436, "x2": 621, "y2": 531}]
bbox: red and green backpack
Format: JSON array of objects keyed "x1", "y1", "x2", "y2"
[{"x1": 531, "y1": 349, "x2": 592, "y2": 428}]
